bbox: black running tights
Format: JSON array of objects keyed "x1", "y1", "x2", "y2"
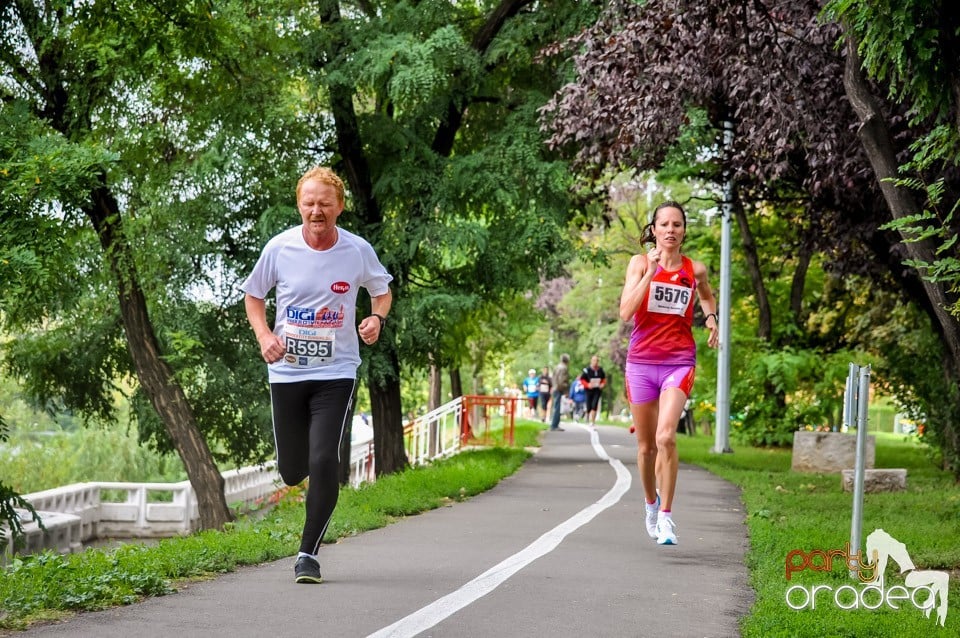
[{"x1": 270, "y1": 379, "x2": 355, "y2": 555}]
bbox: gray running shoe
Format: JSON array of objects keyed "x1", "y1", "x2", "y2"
[{"x1": 294, "y1": 555, "x2": 323, "y2": 584}]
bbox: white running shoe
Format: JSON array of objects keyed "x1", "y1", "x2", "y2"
[
  {"x1": 656, "y1": 515, "x2": 678, "y2": 545},
  {"x1": 645, "y1": 492, "x2": 660, "y2": 539}
]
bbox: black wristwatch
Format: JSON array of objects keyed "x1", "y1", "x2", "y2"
[{"x1": 372, "y1": 313, "x2": 387, "y2": 329}]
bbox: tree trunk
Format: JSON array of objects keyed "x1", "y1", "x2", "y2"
[
  {"x1": 318, "y1": 0, "x2": 534, "y2": 477},
  {"x1": 369, "y1": 346, "x2": 408, "y2": 476},
  {"x1": 790, "y1": 241, "x2": 812, "y2": 323},
  {"x1": 842, "y1": 33, "x2": 960, "y2": 475},
  {"x1": 320, "y1": 0, "x2": 409, "y2": 474},
  {"x1": 732, "y1": 199, "x2": 772, "y2": 341},
  {"x1": 428, "y1": 354, "x2": 442, "y2": 411},
  {"x1": 842, "y1": 36, "x2": 960, "y2": 375},
  {"x1": 449, "y1": 368, "x2": 463, "y2": 399},
  {"x1": 86, "y1": 182, "x2": 232, "y2": 531}
]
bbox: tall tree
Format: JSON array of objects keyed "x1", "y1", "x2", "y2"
[
  {"x1": 0, "y1": 1, "x2": 308, "y2": 528},
  {"x1": 302, "y1": 0, "x2": 599, "y2": 473},
  {"x1": 826, "y1": 0, "x2": 960, "y2": 352},
  {"x1": 541, "y1": 1, "x2": 871, "y2": 333},
  {"x1": 0, "y1": 1, "x2": 234, "y2": 529},
  {"x1": 826, "y1": 0, "x2": 960, "y2": 468},
  {"x1": 839, "y1": 36, "x2": 960, "y2": 365},
  {"x1": 3, "y1": 0, "x2": 602, "y2": 494},
  {"x1": 543, "y1": 0, "x2": 959, "y2": 364}
]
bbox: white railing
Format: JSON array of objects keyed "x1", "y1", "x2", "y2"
[
  {"x1": 4, "y1": 462, "x2": 284, "y2": 561},
  {"x1": 405, "y1": 398, "x2": 464, "y2": 465},
  {"x1": 350, "y1": 439, "x2": 376, "y2": 486}
]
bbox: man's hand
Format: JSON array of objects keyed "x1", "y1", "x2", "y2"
[
  {"x1": 258, "y1": 332, "x2": 286, "y2": 363},
  {"x1": 358, "y1": 315, "x2": 383, "y2": 346}
]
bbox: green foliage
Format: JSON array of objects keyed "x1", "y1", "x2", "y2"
[
  {"x1": 0, "y1": 102, "x2": 117, "y2": 211},
  {"x1": 880, "y1": 181, "x2": 960, "y2": 303},
  {"x1": 879, "y1": 130, "x2": 960, "y2": 303},
  {"x1": 0, "y1": 411, "x2": 42, "y2": 555},
  {"x1": 659, "y1": 107, "x2": 718, "y2": 180},
  {"x1": 0, "y1": 163, "x2": 98, "y2": 332},
  {"x1": 824, "y1": 1, "x2": 960, "y2": 319},
  {"x1": 731, "y1": 348, "x2": 858, "y2": 447},
  {"x1": 1, "y1": 0, "x2": 600, "y2": 476},
  {"x1": 300, "y1": 0, "x2": 601, "y2": 412},
  {"x1": 0, "y1": 368, "x2": 187, "y2": 494},
  {"x1": 0, "y1": 422, "x2": 186, "y2": 495},
  {"x1": 352, "y1": 26, "x2": 482, "y2": 115},
  {"x1": 130, "y1": 299, "x2": 275, "y2": 464},
  {"x1": 864, "y1": 304, "x2": 960, "y2": 472},
  {"x1": 0, "y1": 480, "x2": 36, "y2": 556},
  {"x1": 0, "y1": 0, "x2": 310, "y2": 469},
  {"x1": 824, "y1": 0, "x2": 951, "y2": 126},
  {"x1": 4, "y1": 307, "x2": 129, "y2": 424}
]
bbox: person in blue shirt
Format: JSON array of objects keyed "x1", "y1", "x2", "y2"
[
  {"x1": 522, "y1": 368, "x2": 539, "y2": 418},
  {"x1": 569, "y1": 377, "x2": 587, "y2": 422}
]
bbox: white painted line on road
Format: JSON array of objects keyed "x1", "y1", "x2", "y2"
[{"x1": 367, "y1": 425, "x2": 632, "y2": 638}]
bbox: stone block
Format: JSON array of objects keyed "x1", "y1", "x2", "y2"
[
  {"x1": 841, "y1": 468, "x2": 907, "y2": 493},
  {"x1": 791, "y1": 431, "x2": 875, "y2": 473}
]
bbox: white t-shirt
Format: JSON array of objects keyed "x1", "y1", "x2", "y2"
[{"x1": 241, "y1": 225, "x2": 393, "y2": 383}]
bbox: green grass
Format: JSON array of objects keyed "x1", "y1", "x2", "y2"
[
  {"x1": 3, "y1": 423, "x2": 956, "y2": 636},
  {"x1": 678, "y1": 431, "x2": 960, "y2": 637}
]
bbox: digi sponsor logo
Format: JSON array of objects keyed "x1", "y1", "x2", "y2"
[
  {"x1": 286, "y1": 305, "x2": 316, "y2": 322},
  {"x1": 784, "y1": 528, "x2": 949, "y2": 626},
  {"x1": 331, "y1": 281, "x2": 350, "y2": 294}
]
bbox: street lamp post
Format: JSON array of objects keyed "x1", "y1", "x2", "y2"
[
  {"x1": 548, "y1": 328, "x2": 554, "y2": 367},
  {"x1": 714, "y1": 120, "x2": 734, "y2": 454},
  {"x1": 597, "y1": 275, "x2": 603, "y2": 325}
]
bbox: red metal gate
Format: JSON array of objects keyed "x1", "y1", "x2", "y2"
[{"x1": 460, "y1": 395, "x2": 517, "y2": 447}]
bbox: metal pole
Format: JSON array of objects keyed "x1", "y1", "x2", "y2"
[
  {"x1": 596, "y1": 276, "x2": 603, "y2": 325},
  {"x1": 843, "y1": 363, "x2": 857, "y2": 431},
  {"x1": 850, "y1": 364, "x2": 871, "y2": 575},
  {"x1": 714, "y1": 119, "x2": 734, "y2": 454},
  {"x1": 844, "y1": 362, "x2": 859, "y2": 574}
]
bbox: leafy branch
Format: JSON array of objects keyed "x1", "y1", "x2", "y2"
[
  {"x1": 0, "y1": 413, "x2": 43, "y2": 555},
  {"x1": 880, "y1": 174, "x2": 960, "y2": 314}
]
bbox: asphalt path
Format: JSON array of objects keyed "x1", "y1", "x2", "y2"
[{"x1": 19, "y1": 422, "x2": 754, "y2": 638}]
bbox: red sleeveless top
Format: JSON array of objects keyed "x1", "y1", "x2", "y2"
[{"x1": 627, "y1": 255, "x2": 697, "y2": 366}]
